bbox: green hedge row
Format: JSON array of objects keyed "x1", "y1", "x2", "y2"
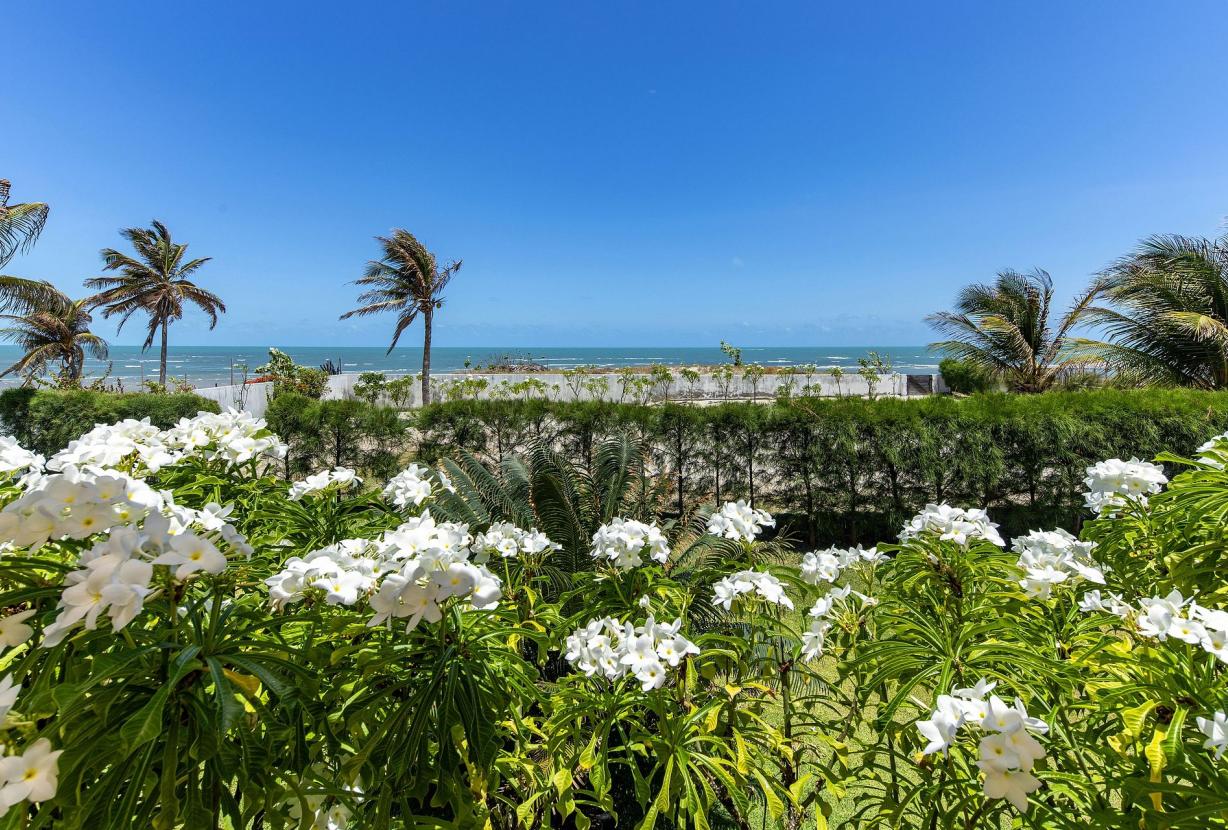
[
  {"x1": 265, "y1": 393, "x2": 410, "y2": 480},
  {"x1": 410, "y1": 390, "x2": 1228, "y2": 546},
  {"x1": 0, "y1": 388, "x2": 220, "y2": 457}
]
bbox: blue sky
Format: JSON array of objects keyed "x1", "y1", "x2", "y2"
[{"x1": 5, "y1": 1, "x2": 1227, "y2": 347}]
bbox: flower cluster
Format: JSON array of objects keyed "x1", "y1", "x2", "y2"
[
  {"x1": 564, "y1": 615, "x2": 699, "y2": 691},
  {"x1": 1011, "y1": 528, "x2": 1105, "y2": 600},
  {"x1": 1196, "y1": 433, "x2": 1228, "y2": 469},
  {"x1": 0, "y1": 435, "x2": 43, "y2": 484},
  {"x1": 800, "y1": 585, "x2": 878, "y2": 660},
  {"x1": 1082, "y1": 458, "x2": 1167, "y2": 514},
  {"x1": 916, "y1": 680, "x2": 1048, "y2": 812},
  {"x1": 382, "y1": 463, "x2": 437, "y2": 508},
  {"x1": 288, "y1": 467, "x2": 361, "y2": 500},
  {"x1": 899, "y1": 503, "x2": 1005, "y2": 547},
  {"x1": 712, "y1": 569, "x2": 793, "y2": 611},
  {"x1": 0, "y1": 465, "x2": 164, "y2": 547},
  {"x1": 42, "y1": 503, "x2": 247, "y2": 646},
  {"x1": 471, "y1": 521, "x2": 558, "y2": 562},
  {"x1": 45, "y1": 410, "x2": 285, "y2": 476},
  {"x1": 800, "y1": 545, "x2": 884, "y2": 585},
  {"x1": 1089, "y1": 589, "x2": 1228, "y2": 663},
  {"x1": 265, "y1": 511, "x2": 503, "y2": 631},
  {"x1": 590, "y1": 518, "x2": 670, "y2": 570},
  {"x1": 706, "y1": 499, "x2": 774, "y2": 543}
]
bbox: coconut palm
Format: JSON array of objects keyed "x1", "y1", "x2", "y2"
[
  {"x1": 1079, "y1": 231, "x2": 1228, "y2": 388},
  {"x1": 0, "y1": 285, "x2": 107, "y2": 381},
  {"x1": 340, "y1": 230, "x2": 460, "y2": 405},
  {"x1": 85, "y1": 221, "x2": 224, "y2": 386},
  {"x1": 927, "y1": 269, "x2": 1104, "y2": 393},
  {"x1": 0, "y1": 179, "x2": 49, "y2": 270}
]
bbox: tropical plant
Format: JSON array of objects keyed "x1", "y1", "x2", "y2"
[
  {"x1": 0, "y1": 179, "x2": 49, "y2": 270},
  {"x1": 928, "y1": 268, "x2": 1104, "y2": 393},
  {"x1": 0, "y1": 285, "x2": 107, "y2": 381},
  {"x1": 84, "y1": 220, "x2": 224, "y2": 385},
  {"x1": 1081, "y1": 230, "x2": 1228, "y2": 388},
  {"x1": 339, "y1": 230, "x2": 461, "y2": 406}
]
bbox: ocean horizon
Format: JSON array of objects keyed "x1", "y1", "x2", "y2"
[{"x1": 0, "y1": 345, "x2": 940, "y2": 390}]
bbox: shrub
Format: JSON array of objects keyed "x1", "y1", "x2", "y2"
[
  {"x1": 0, "y1": 388, "x2": 219, "y2": 456},
  {"x1": 413, "y1": 390, "x2": 1228, "y2": 545},
  {"x1": 939, "y1": 356, "x2": 998, "y2": 394},
  {"x1": 0, "y1": 410, "x2": 1225, "y2": 826},
  {"x1": 266, "y1": 393, "x2": 409, "y2": 478},
  {"x1": 257, "y1": 347, "x2": 329, "y2": 399}
]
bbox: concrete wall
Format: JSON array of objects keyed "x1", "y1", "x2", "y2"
[{"x1": 193, "y1": 371, "x2": 945, "y2": 416}]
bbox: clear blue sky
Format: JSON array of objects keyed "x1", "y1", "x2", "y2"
[{"x1": 5, "y1": 1, "x2": 1227, "y2": 348}]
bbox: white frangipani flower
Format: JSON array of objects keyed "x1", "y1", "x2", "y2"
[
  {"x1": 1197, "y1": 710, "x2": 1228, "y2": 760},
  {"x1": 1082, "y1": 458, "x2": 1167, "y2": 515},
  {"x1": 0, "y1": 738, "x2": 63, "y2": 809},
  {"x1": 564, "y1": 616, "x2": 698, "y2": 691},
  {"x1": 711, "y1": 569, "x2": 793, "y2": 611},
  {"x1": 590, "y1": 518, "x2": 670, "y2": 570},
  {"x1": 706, "y1": 500, "x2": 774, "y2": 543},
  {"x1": 900, "y1": 503, "x2": 1005, "y2": 547}
]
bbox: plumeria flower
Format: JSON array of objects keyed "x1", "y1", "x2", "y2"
[
  {"x1": 711, "y1": 570, "x2": 793, "y2": 611},
  {"x1": 0, "y1": 610, "x2": 36, "y2": 650},
  {"x1": 1082, "y1": 458, "x2": 1167, "y2": 515},
  {"x1": 590, "y1": 518, "x2": 670, "y2": 570},
  {"x1": 900, "y1": 503, "x2": 1004, "y2": 547},
  {"x1": 916, "y1": 695, "x2": 967, "y2": 756},
  {"x1": 1197, "y1": 711, "x2": 1228, "y2": 760},
  {"x1": 154, "y1": 532, "x2": 227, "y2": 580},
  {"x1": 978, "y1": 767, "x2": 1042, "y2": 813},
  {"x1": 0, "y1": 738, "x2": 63, "y2": 807},
  {"x1": 706, "y1": 500, "x2": 774, "y2": 543},
  {"x1": 0, "y1": 675, "x2": 20, "y2": 723}
]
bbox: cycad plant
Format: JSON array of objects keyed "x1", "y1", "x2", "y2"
[
  {"x1": 1081, "y1": 230, "x2": 1228, "y2": 388},
  {"x1": 0, "y1": 285, "x2": 107, "y2": 381},
  {"x1": 340, "y1": 230, "x2": 460, "y2": 406},
  {"x1": 927, "y1": 269, "x2": 1103, "y2": 393},
  {"x1": 85, "y1": 221, "x2": 224, "y2": 386}
]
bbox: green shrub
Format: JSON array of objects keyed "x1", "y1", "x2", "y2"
[
  {"x1": 413, "y1": 390, "x2": 1228, "y2": 546},
  {"x1": 266, "y1": 393, "x2": 410, "y2": 478},
  {"x1": 0, "y1": 389, "x2": 219, "y2": 456},
  {"x1": 939, "y1": 356, "x2": 998, "y2": 394}
]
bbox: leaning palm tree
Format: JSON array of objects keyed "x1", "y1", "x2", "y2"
[
  {"x1": 0, "y1": 179, "x2": 49, "y2": 270},
  {"x1": 927, "y1": 269, "x2": 1105, "y2": 393},
  {"x1": 0, "y1": 285, "x2": 108, "y2": 381},
  {"x1": 1078, "y1": 230, "x2": 1228, "y2": 388},
  {"x1": 85, "y1": 221, "x2": 224, "y2": 386},
  {"x1": 340, "y1": 230, "x2": 460, "y2": 405}
]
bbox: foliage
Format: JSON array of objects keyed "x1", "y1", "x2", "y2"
[
  {"x1": 265, "y1": 393, "x2": 409, "y2": 479},
  {"x1": 0, "y1": 406, "x2": 1226, "y2": 828},
  {"x1": 0, "y1": 389, "x2": 219, "y2": 456},
  {"x1": 928, "y1": 268, "x2": 1104, "y2": 393},
  {"x1": 939, "y1": 357, "x2": 998, "y2": 394},
  {"x1": 0, "y1": 179, "x2": 49, "y2": 270},
  {"x1": 720, "y1": 340, "x2": 743, "y2": 366},
  {"x1": 339, "y1": 229, "x2": 460, "y2": 405},
  {"x1": 0, "y1": 287, "x2": 107, "y2": 382},
  {"x1": 84, "y1": 220, "x2": 224, "y2": 386},
  {"x1": 257, "y1": 348, "x2": 329, "y2": 400},
  {"x1": 413, "y1": 391, "x2": 1228, "y2": 546},
  {"x1": 1082, "y1": 229, "x2": 1228, "y2": 388}
]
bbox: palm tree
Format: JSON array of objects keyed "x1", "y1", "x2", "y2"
[
  {"x1": 340, "y1": 230, "x2": 460, "y2": 405},
  {"x1": 1079, "y1": 231, "x2": 1228, "y2": 388},
  {"x1": 0, "y1": 179, "x2": 49, "y2": 270},
  {"x1": 0, "y1": 285, "x2": 107, "y2": 381},
  {"x1": 927, "y1": 269, "x2": 1104, "y2": 393},
  {"x1": 85, "y1": 221, "x2": 224, "y2": 386}
]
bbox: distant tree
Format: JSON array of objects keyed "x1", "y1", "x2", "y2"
[
  {"x1": 340, "y1": 230, "x2": 460, "y2": 405},
  {"x1": 85, "y1": 221, "x2": 224, "y2": 386},
  {"x1": 927, "y1": 268, "x2": 1103, "y2": 393},
  {"x1": 0, "y1": 286, "x2": 107, "y2": 381},
  {"x1": 1081, "y1": 230, "x2": 1228, "y2": 388},
  {"x1": 0, "y1": 179, "x2": 49, "y2": 269}
]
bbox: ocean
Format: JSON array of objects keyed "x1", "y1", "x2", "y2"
[{"x1": 0, "y1": 345, "x2": 939, "y2": 389}]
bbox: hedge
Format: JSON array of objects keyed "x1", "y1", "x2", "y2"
[
  {"x1": 409, "y1": 390, "x2": 1228, "y2": 546},
  {"x1": 0, "y1": 388, "x2": 220, "y2": 457}
]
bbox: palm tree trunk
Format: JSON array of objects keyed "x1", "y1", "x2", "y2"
[
  {"x1": 421, "y1": 307, "x2": 433, "y2": 406},
  {"x1": 159, "y1": 320, "x2": 169, "y2": 386}
]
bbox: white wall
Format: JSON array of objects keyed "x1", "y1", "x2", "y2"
[{"x1": 193, "y1": 371, "x2": 945, "y2": 416}]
